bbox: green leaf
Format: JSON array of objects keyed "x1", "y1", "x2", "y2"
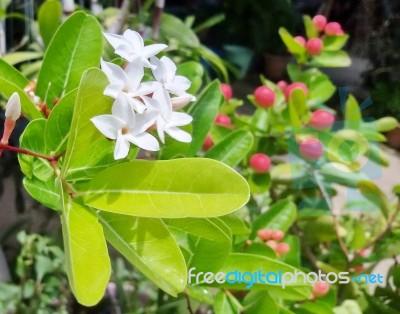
[
  {"x1": 0, "y1": 59, "x2": 28, "y2": 87},
  {"x1": 218, "y1": 213, "x2": 250, "y2": 236},
  {"x1": 271, "y1": 163, "x2": 306, "y2": 183},
  {"x1": 214, "y1": 291, "x2": 240, "y2": 314},
  {"x1": 334, "y1": 300, "x2": 363, "y2": 314},
  {"x1": 38, "y1": 0, "x2": 62, "y2": 47},
  {"x1": 375, "y1": 117, "x2": 399, "y2": 132},
  {"x1": 278, "y1": 27, "x2": 306, "y2": 56},
  {"x1": 319, "y1": 163, "x2": 368, "y2": 188},
  {"x1": 23, "y1": 177, "x2": 61, "y2": 211},
  {"x1": 244, "y1": 291, "x2": 278, "y2": 314},
  {"x1": 210, "y1": 253, "x2": 312, "y2": 300},
  {"x1": 159, "y1": 124, "x2": 192, "y2": 160},
  {"x1": 309, "y1": 51, "x2": 351, "y2": 67},
  {"x1": 45, "y1": 89, "x2": 77, "y2": 154},
  {"x1": 197, "y1": 45, "x2": 229, "y2": 82},
  {"x1": 61, "y1": 68, "x2": 118, "y2": 182},
  {"x1": 61, "y1": 199, "x2": 111, "y2": 306},
  {"x1": 18, "y1": 119, "x2": 52, "y2": 181},
  {"x1": 36, "y1": 12, "x2": 103, "y2": 107},
  {"x1": 205, "y1": 130, "x2": 253, "y2": 167},
  {"x1": 303, "y1": 15, "x2": 318, "y2": 39},
  {"x1": 289, "y1": 87, "x2": 309, "y2": 124},
  {"x1": 248, "y1": 173, "x2": 271, "y2": 195},
  {"x1": 2, "y1": 51, "x2": 43, "y2": 65},
  {"x1": 80, "y1": 158, "x2": 250, "y2": 218},
  {"x1": 167, "y1": 218, "x2": 231, "y2": 273},
  {"x1": 160, "y1": 13, "x2": 200, "y2": 47},
  {"x1": 309, "y1": 74, "x2": 336, "y2": 103},
  {"x1": 344, "y1": 95, "x2": 362, "y2": 130},
  {"x1": 99, "y1": 213, "x2": 186, "y2": 296},
  {"x1": 186, "y1": 81, "x2": 222, "y2": 156},
  {"x1": 323, "y1": 35, "x2": 349, "y2": 51},
  {"x1": 251, "y1": 199, "x2": 297, "y2": 239},
  {"x1": 349, "y1": 221, "x2": 367, "y2": 250},
  {"x1": 298, "y1": 300, "x2": 335, "y2": 314},
  {"x1": 367, "y1": 143, "x2": 389, "y2": 167},
  {"x1": 358, "y1": 181, "x2": 390, "y2": 219}
]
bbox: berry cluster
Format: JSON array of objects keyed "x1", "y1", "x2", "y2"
[{"x1": 257, "y1": 229, "x2": 290, "y2": 256}]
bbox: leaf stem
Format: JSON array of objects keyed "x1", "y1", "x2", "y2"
[
  {"x1": 0, "y1": 143, "x2": 57, "y2": 162},
  {"x1": 185, "y1": 288, "x2": 194, "y2": 314}
]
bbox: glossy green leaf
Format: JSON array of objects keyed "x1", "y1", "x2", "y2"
[
  {"x1": 45, "y1": 89, "x2": 77, "y2": 154},
  {"x1": 349, "y1": 221, "x2": 367, "y2": 250},
  {"x1": 309, "y1": 74, "x2": 336, "y2": 103},
  {"x1": 218, "y1": 213, "x2": 250, "y2": 236},
  {"x1": 210, "y1": 253, "x2": 312, "y2": 300},
  {"x1": 244, "y1": 291, "x2": 278, "y2": 314},
  {"x1": 309, "y1": 51, "x2": 351, "y2": 67},
  {"x1": 303, "y1": 15, "x2": 318, "y2": 39},
  {"x1": 167, "y1": 218, "x2": 231, "y2": 273},
  {"x1": 36, "y1": 12, "x2": 103, "y2": 107},
  {"x1": 160, "y1": 13, "x2": 200, "y2": 47},
  {"x1": 0, "y1": 59, "x2": 28, "y2": 87},
  {"x1": 81, "y1": 158, "x2": 250, "y2": 218},
  {"x1": 248, "y1": 173, "x2": 271, "y2": 195},
  {"x1": 176, "y1": 61, "x2": 204, "y2": 94},
  {"x1": 99, "y1": 213, "x2": 186, "y2": 296},
  {"x1": 38, "y1": 0, "x2": 62, "y2": 47},
  {"x1": 205, "y1": 130, "x2": 253, "y2": 167},
  {"x1": 279, "y1": 27, "x2": 306, "y2": 56},
  {"x1": 271, "y1": 163, "x2": 306, "y2": 183},
  {"x1": 214, "y1": 291, "x2": 240, "y2": 314},
  {"x1": 375, "y1": 117, "x2": 398, "y2": 132},
  {"x1": 368, "y1": 143, "x2": 389, "y2": 167},
  {"x1": 198, "y1": 45, "x2": 229, "y2": 82},
  {"x1": 62, "y1": 68, "x2": 118, "y2": 182},
  {"x1": 159, "y1": 124, "x2": 192, "y2": 160},
  {"x1": 358, "y1": 181, "x2": 390, "y2": 218},
  {"x1": 319, "y1": 163, "x2": 368, "y2": 188},
  {"x1": 244, "y1": 243, "x2": 276, "y2": 258},
  {"x1": 61, "y1": 199, "x2": 111, "y2": 306},
  {"x1": 2, "y1": 51, "x2": 43, "y2": 65},
  {"x1": 298, "y1": 300, "x2": 335, "y2": 314},
  {"x1": 344, "y1": 95, "x2": 362, "y2": 130},
  {"x1": 323, "y1": 35, "x2": 349, "y2": 51},
  {"x1": 251, "y1": 199, "x2": 297, "y2": 239},
  {"x1": 23, "y1": 177, "x2": 60, "y2": 211},
  {"x1": 186, "y1": 80, "x2": 222, "y2": 156}
]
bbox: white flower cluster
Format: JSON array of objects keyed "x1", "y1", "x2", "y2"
[{"x1": 91, "y1": 30, "x2": 195, "y2": 160}]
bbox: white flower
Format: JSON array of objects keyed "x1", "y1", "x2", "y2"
[
  {"x1": 104, "y1": 30, "x2": 167, "y2": 68},
  {"x1": 5, "y1": 92, "x2": 21, "y2": 121},
  {"x1": 150, "y1": 56, "x2": 196, "y2": 100},
  {"x1": 101, "y1": 59, "x2": 159, "y2": 113},
  {"x1": 144, "y1": 89, "x2": 192, "y2": 143},
  {"x1": 91, "y1": 95, "x2": 159, "y2": 159}
]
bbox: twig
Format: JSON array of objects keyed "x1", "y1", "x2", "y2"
[
  {"x1": 107, "y1": 0, "x2": 131, "y2": 34},
  {"x1": 0, "y1": 143, "x2": 57, "y2": 162},
  {"x1": 152, "y1": 0, "x2": 165, "y2": 40},
  {"x1": 291, "y1": 224, "x2": 319, "y2": 270},
  {"x1": 185, "y1": 288, "x2": 194, "y2": 314}
]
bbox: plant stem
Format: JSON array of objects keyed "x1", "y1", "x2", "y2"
[
  {"x1": 0, "y1": 143, "x2": 57, "y2": 162},
  {"x1": 185, "y1": 288, "x2": 194, "y2": 314},
  {"x1": 152, "y1": 0, "x2": 165, "y2": 40},
  {"x1": 107, "y1": 0, "x2": 131, "y2": 34}
]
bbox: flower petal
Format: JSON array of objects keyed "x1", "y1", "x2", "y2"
[
  {"x1": 124, "y1": 61, "x2": 144, "y2": 90},
  {"x1": 126, "y1": 132, "x2": 160, "y2": 151},
  {"x1": 127, "y1": 98, "x2": 146, "y2": 114},
  {"x1": 114, "y1": 132, "x2": 130, "y2": 159},
  {"x1": 165, "y1": 127, "x2": 192, "y2": 143},
  {"x1": 171, "y1": 95, "x2": 193, "y2": 110},
  {"x1": 143, "y1": 44, "x2": 168, "y2": 59},
  {"x1": 168, "y1": 112, "x2": 193, "y2": 127},
  {"x1": 160, "y1": 56, "x2": 177, "y2": 82},
  {"x1": 91, "y1": 115, "x2": 124, "y2": 139},
  {"x1": 101, "y1": 59, "x2": 130, "y2": 88},
  {"x1": 150, "y1": 56, "x2": 164, "y2": 82},
  {"x1": 112, "y1": 94, "x2": 135, "y2": 123},
  {"x1": 103, "y1": 33, "x2": 125, "y2": 50},
  {"x1": 5, "y1": 92, "x2": 21, "y2": 121},
  {"x1": 123, "y1": 30, "x2": 144, "y2": 51}
]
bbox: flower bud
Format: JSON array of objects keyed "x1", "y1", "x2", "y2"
[
  {"x1": 171, "y1": 95, "x2": 194, "y2": 110},
  {"x1": 5, "y1": 92, "x2": 21, "y2": 121}
]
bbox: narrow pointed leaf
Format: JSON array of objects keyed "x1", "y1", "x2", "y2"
[
  {"x1": 80, "y1": 158, "x2": 250, "y2": 218},
  {"x1": 38, "y1": 0, "x2": 62, "y2": 47}
]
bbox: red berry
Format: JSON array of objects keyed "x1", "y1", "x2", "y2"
[
  {"x1": 249, "y1": 153, "x2": 271, "y2": 173},
  {"x1": 215, "y1": 114, "x2": 231, "y2": 126},
  {"x1": 277, "y1": 80, "x2": 288, "y2": 92},
  {"x1": 254, "y1": 86, "x2": 275, "y2": 108},
  {"x1": 299, "y1": 138, "x2": 324, "y2": 160},
  {"x1": 306, "y1": 38, "x2": 323, "y2": 56},
  {"x1": 356, "y1": 249, "x2": 369, "y2": 258},
  {"x1": 313, "y1": 15, "x2": 327, "y2": 31},
  {"x1": 257, "y1": 229, "x2": 272, "y2": 241},
  {"x1": 220, "y1": 83, "x2": 233, "y2": 100},
  {"x1": 276, "y1": 242, "x2": 290, "y2": 255},
  {"x1": 202, "y1": 134, "x2": 213, "y2": 151},
  {"x1": 313, "y1": 282, "x2": 330, "y2": 297},
  {"x1": 309, "y1": 110, "x2": 335, "y2": 130},
  {"x1": 294, "y1": 36, "x2": 306, "y2": 46},
  {"x1": 325, "y1": 22, "x2": 343, "y2": 36},
  {"x1": 271, "y1": 230, "x2": 284, "y2": 241},
  {"x1": 285, "y1": 82, "x2": 308, "y2": 101},
  {"x1": 53, "y1": 97, "x2": 60, "y2": 105},
  {"x1": 354, "y1": 265, "x2": 364, "y2": 272},
  {"x1": 266, "y1": 240, "x2": 278, "y2": 250}
]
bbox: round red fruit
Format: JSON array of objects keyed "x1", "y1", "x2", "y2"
[
  {"x1": 257, "y1": 229, "x2": 272, "y2": 241},
  {"x1": 276, "y1": 242, "x2": 290, "y2": 255},
  {"x1": 266, "y1": 240, "x2": 278, "y2": 250},
  {"x1": 220, "y1": 83, "x2": 233, "y2": 100},
  {"x1": 306, "y1": 38, "x2": 323, "y2": 56},
  {"x1": 271, "y1": 230, "x2": 285, "y2": 241},
  {"x1": 277, "y1": 80, "x2": 288, "y2": 92},
  {"x1": 294, "y1": 36, "x2": 306, "y2": 46},
  {"x1": 310, "y1": 110, "x2": 335, "y2": 130},
  {"x1": 254, "y1": 86, "x2": 275, "y2": 108},
  {"x1": 249, "y1": 153, "x2": 271, "y2": 173},
  {"x1": 215, "y1": 114, "x2": 231, "y2": 126},
  {"x1": 285, "y1": 82, "x2": 308, "y2": 101},
  {"x1": 325, "y1": 22, "x2": 343, "y2": 36},
  {"x1": 312, "y1": 282, "x2": 330, "y2": 298},
  {"x1": 299, "y1": 138, "x2": 324, "y2": 160},
  {"x1": 313, "y1": 15, "x2": 327, "y2": 31},
  {"x1": 202, "y1": 134, "x2": 213, "y2": 151}
]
